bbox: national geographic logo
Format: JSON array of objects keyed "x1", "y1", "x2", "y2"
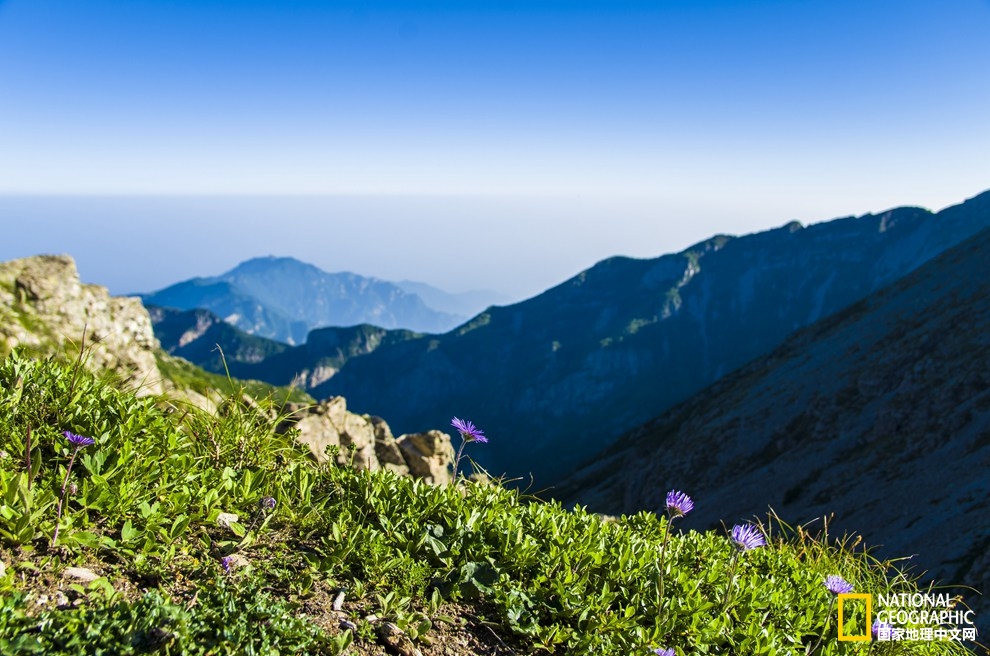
[{"x1": 837, "y1": 593, "x2": 978, "y2": 643}]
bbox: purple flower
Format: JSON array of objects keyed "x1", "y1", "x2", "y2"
[
  {"x1": 665, "y1": 490, "x2": 694, "y2": 518},
  {"x1": 221, "y1": 556, "x2": 234, "y2": 573},
  {"x1": 825, "y1": 575, "x2": 854, "y2": 594},
  {"x1": 451, "y1": 417, "x2": 487, "y2": 444},
  {"x1": 260, "y1": 497, "x2": 276, "y2": 511},
  {"x1": 730, "y1": 523, "x2": 766, "y2": 551},
  {"x1": 652, "y1": 649, "x2": 675, "y2": 656},
  {"x1": 872, "y1": 619, "x2": 894, "y2": 640},
  {"x1": 63, "y1": 431, "x2": 95, "y2": 448}
]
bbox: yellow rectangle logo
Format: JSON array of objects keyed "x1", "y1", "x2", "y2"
[{"x1": 837, "y1": 593, "x2": 872, "y2": 641}]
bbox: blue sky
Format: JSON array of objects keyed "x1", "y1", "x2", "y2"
[{"x1": 0, "y1": 0, "x2": 988, "y2": 298}]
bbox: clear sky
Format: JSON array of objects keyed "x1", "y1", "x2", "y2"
[{"x1": 1, "y1": 0, "x2": 988, "y2": 299}]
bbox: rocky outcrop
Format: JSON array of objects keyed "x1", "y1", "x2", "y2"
[
  {"x1": 395, "y1": 430, "x2": 456, "y2": 483},
  {"x1": 279, "y1": 397, "x2": 454, "y2": 484},
  {"x1": 0, "y1": 255, "x2": 163, "y2": 395}
]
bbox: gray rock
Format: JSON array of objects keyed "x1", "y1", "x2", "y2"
[
  {"x1": 370, "y1": 416, "x2": 410, "y2": 477},
  {"x1": 283, "y1": 396, "x2": 379, "y2": 470},
  {"x1": 0, "y1": 255, "x2": 163, "y2": 396},
  {"x1": 216, "y1": 513, "x2": 240, "y2": 529},
  {"x1": 63, "y1": 567, "x2": 99, "y2": 582},
  {"x1": 223, "y1": 553, "x2": 250, "y2": 571},
  {"x1": 278, "y1": 399, "x2": 452, "y2": 483},
  {"x1": 396, "y1": 430, "x2": 455, "y2": 485}
]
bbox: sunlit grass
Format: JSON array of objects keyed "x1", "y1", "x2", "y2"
[{"x1": 0, "y1": 352, "x2": 971, "y2": 654}]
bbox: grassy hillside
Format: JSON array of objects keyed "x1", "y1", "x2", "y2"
[
  {"x1": 155, "y1": 351, "x2": 314, "y2": 405},
  {"x1": 0, "y1": 353, "x2": 974, "y2": 654}
]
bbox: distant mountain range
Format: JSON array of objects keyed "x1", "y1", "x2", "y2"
[
  {"x1": 142, "y1": 187, "x2": 990, "y2": 628},
  {"x1": 141, "y1": 257, "x2": 506, "y2": 343},
  {"x1": 395, "y1": 280, "x2": 512, "y2": 317},
  {"x1": 149, "y1": 189, "x2": 990, "y2": 487},
  {"x1": 314, "y1": 190, "x2": 990, "y2": 484},
  {"x1": 558, "y1": 223, "x2": 990, "y2": 631}
]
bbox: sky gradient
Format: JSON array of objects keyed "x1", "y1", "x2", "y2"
[{"x1": 1, "y1": 0, "x2": 988, "y2": 299}]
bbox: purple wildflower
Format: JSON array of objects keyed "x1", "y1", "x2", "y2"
[
  {"x1": 451, "y1": 417, "x2": 487, "y2": 444},
  {"x1": 653, "y1": 649, "x2": 675, "y2": 656},
  {"x1": 221, "y1": 556, "x2": 234, "y2": 573},
  {"x1": 50, "y1": 431, "x2": 96, "y2": 548},
  {"x1": 64, "y1": 431, "x2": 95, "y2": 448},
  {"x1": 872, "y1": 619, "x2": 894, "y2": 640},
  {"x1": 260, "y1": 497, "x2": 276, "y2": 511},
  {"x1": 665, "y1": 490, "x2": 694, "y2": 518},
  {"x1": 730, "y1": 523, "x2": 766, "y2": 551},
  {"x1": 825, "y1": 575, "x2": 854, "y2": 594}
]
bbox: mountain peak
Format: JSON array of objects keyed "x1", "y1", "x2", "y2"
[
  {"x1": 224, "y1": 255, "x2": 328, "y2": 276},
  {"x1": 144, "y1": 256, "x2": 468, "y2": 343}
]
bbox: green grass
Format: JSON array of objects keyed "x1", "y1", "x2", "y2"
[
  {"x1": 155, "y1": 351, "x2": 313, "y2": 404},
  {"x1": 0, "y1": 352, "x2": 975, "y2": 655}
]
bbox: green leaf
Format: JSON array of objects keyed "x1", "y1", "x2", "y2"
[{"x1": 120, "y1": 519, "x2": 137, "y2": 542}]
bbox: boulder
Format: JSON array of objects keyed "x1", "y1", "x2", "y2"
[
  {"x1": 396, "y1": 430, "x2": 455, "y2": 485},
  {"x1": 370, "y1": 416, "x2": 410, "y2": 477},
  {"x1": 0, "y1": 255, "x2": 163, "y2": 396},
  {"x1": 281, "y1": 396, "x2": 378, "y2": 470},
  {"x1": 278, "y1": 399, "x2": 453, "y2": 484}
]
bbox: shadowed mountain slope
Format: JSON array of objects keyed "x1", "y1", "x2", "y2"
[
  {"x1": 558, "y1": 224, "x2": 990, "y2": 625},
  {"x1": 148, "y1": 305, "x2": 420, "y2": 390},
  {"x1": 318, "y1": 190, "x2": 990, "y2": 485}
]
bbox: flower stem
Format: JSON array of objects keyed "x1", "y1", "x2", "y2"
[
  {"x1": 452, "y1": 438, "x2": 470, "y2": 481},
  {"x1": 721, "y1": 551, "x2": 741, "y2": 616},
  {"x1": 657, "y1": 514, "x2": 676, "y2": 608},
  {"x1": 806, "y1": 596, "x2": 836, "y2": 655},
  {"x1": 24, "y1": 425, "x2": 32, "y2": 491},
  {"x1": 50, "y1": 446, "x2": 81, "y2": 549}
]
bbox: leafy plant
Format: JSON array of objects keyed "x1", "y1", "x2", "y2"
[{"x1": 0, "y1": 351, "x2": 975, "y2": 655}]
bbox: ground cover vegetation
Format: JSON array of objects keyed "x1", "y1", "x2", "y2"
[{"x1": 0, "y1": 352, "x2": 974, "y2": 655}]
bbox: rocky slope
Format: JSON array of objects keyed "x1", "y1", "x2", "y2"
[
  {"x1": 558, "y1": 225, "x2": 990, "y2": 624},
  {"x1": 143, "y1": 256, "x2": 465, "y2": 342},
  {"x1": 319, "y1": 190, "x2": 990, "y2": 485},
  {"x1": 1, "y1": 254, "x2": 454, "y2": 484},
  {"x1": 0, "y1": 255, "x2": 163, "y2": 396}
]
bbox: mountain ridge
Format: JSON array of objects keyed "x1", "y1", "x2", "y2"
[
  {"x1": 316, "y1": 190, "x2": 990, "y2": 484},
  {"x1": 148, "y1": 304, "x2": 421, "y2": 390},
  {"x1": 142, "y1": 256, "x2": 470, "y2": 343}
]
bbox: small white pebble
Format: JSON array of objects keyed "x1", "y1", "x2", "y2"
[
  {"x1": 225, "y1": 554, "x2": 251, "y2": 570},
  {"x1": 63, "y1": 567, "x2": 99, "y2": 582},
  {"x1": 216, "y1": 513, "x2": 239, "y2": 528}
]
